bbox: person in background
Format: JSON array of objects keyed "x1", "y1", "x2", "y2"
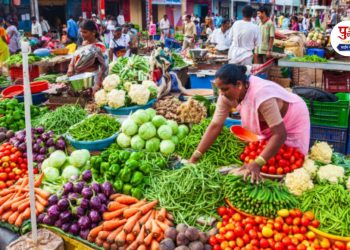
[
  {"x1": 31, "y1": 16, "x2": 42, "y2": 38},
  {"x1": 117, "y1": 11, "x2": 125, "y2": 26},
  {"x1": 314, "y1": 11, "x2": 321, "y2": 29},
  {"x1": 122, "y1": 24, "x2": 131, "y2": 50},
  {"x1": 215, "y1": 13, "x2": 223, "y2": 28},
  {"x1": 67, "y1": 16, "x2": 78, "y2": 42},
  {"x1": 278, "y1": 13, "x2": 284, "y2": 28},
  {"x1": 182, "y1": 15, "x2": 197, "y2": 50},
  {"x1": 209, "y1": 19, "x2": 231, "y2": 53},
  {"x1": 5, "y1": 18, "x2": 20, "y2": 54},
  {"x1": 0, "y1": 18, "x2": 10, "y2": 64},
  {"x1": 67, "y1": 20, "x2": 107, "y2": 93},
  {"x1": 211, "y1": 13, "x2": 217, "y2": 28},
  {"x1": 105, "y1": 16, "x2": 115, "y2": 47},
  {"x1": 195, "y1": 15, "x2": 200, "y2": 23},
  {"x1": 128, "y1": 23, "x2": 138, "y2": 52},
  {"x1": 228, "y1": 5, "x2": 260, "y2": 65},
  {"x1": 281, "y1": 13, "x2": 290, "y2": 30},
  {"x1": 194, "y1": 20, "x2": 201, "y2": 40},
  {"x1": 302, "y1": 13, "x2": 309, "y2": 33},
  {"x1": 290, "y1": 16, "x2": 299, "y2": 31},
  {"x1": 205, "y1": 24, "x2": 213, "y2": 38},
  {"x1": 255, "y1": 5, "x2": 274, "y2": 64},
  {"x1": 343, "y1": 8, "x2": 350, "y2": 21},
  {"x1": 330, "y1": 9, "x2": 337, "y2": 28},
  {"x1": 40, "y1": 16, "x2": 50, "y2": 35},
  {"x1": 109, "y1": 27, "x2": 129, "y2": 61},
  {"x1": 159, "y1": 15, "x2": 170, "y2": 41},
  {"x1": 77, "y1": 16, "x2": 84, "y2": 27}
]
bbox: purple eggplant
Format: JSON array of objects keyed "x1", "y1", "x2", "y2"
[
  {"x1": 61, "y1": 223, "x2": 71, "y2": 232},
  {"x1": 41, "y1": 132, "x2": 49, "y2": 141},
  {"x1": 39, "y1": 147, "x2": 46, "y2": 155},
  {"x1": 81, "y1": 187, "x2": 93, "y2": 199},
  {"x1": 54, "y1": 219, "x2": 63, "y2": 228},
  {"x1": 69, "y1": 223, "x2": 80, "y2": 235},
  {"x1": 57, "y1": 199, "x2": 69, "y2": 211},
  {"x1": 56, "y1": 139, "x2": 66, "y2": 150},
  {"x1": 73, "y1": 182, "x2": 85, "y2": 193},
  {"x1": 33, "y1": 143, "x2": 40, "y2": 153},
  {"x1": 97, "y1": 193, "x2": 107, "y2": 204},
  {"x1": 46, "y1": 138, "x2": 54, "y2": 147},
  {"x1": 100, "y1": 204, "x2": 108, "y2": 213},
  {"x1": 89, "y1": 210, "x2": 101, "y2": 223},
  {"x1": 18, "y1": 142, "x2": 26, "y2": 152},
  {"x1": 16, "y1": 132, "x2": 26, "y2": 141},
  {"x1": 63, "y1": 182, "x2": 74, "y2": 194},
  {"x1": 68, "y1": 193, "x2": 79, "y2": 205},
  {"x1": 76, "y1": 206, "x2": 85, "y2": 217},
  {"x1": 48, "y1": 195, "x2": 59, "y2": 206},
  {"x1": 91, "y1": 182, "x2": 101, "y2": 193},
  {"x1": 59, "y1": 211, "x2": 72, "y2": 223},
  {"x1": 36, "y1": 154, "x2": 46, "y2": 163},
  {"x1": 23, "y1": 152, "x2": 27, "y2": 158},
  {"x1": 78, "y1": 216, "x2": 91, "y2": 230},
  {"x1": 37, "y1": 213, "x2": 46, "y2": 223},
  {"x1": 101, "y1": 182, "x2": 114, "y2": 198},
  {"x1": 48, "y1": 131, "x2": 54, "y2": 137},
  {"x1": 81, "y1": 170, "x2": 92, "y2": 182},
  {"x1": 47, "y1": 205, "x2": 60, "y2": 219},
  {"x1": 91, "y1": 222, "x2": 98, "y2": 229},
  {"x1": 90, "y1": 196, "x2": 101, "y2": 210},
  {"x1": 79, "y1": 198, "x2": 90, "y2": 210},
  {"x1": 43, "y1": 215, "x2": 54, "y2": 225},
  {"x1": 79, "y1": 229, "x2": 90, "y2": 240},
  {"x1": 36, "y1": 127, "x2": 45, "y2": 134}
]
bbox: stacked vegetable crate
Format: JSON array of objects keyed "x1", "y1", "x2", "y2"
[
  {"x1": 305, "y1": 93, "x2": 350, "y2": 154},
  {"x1": 323, "y1": 71, "x2": 350, "y2": 93}
]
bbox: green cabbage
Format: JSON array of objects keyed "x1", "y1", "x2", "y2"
[
  {"x1": 145, "y1": 108, "x2": 156, "y2": 119},
  {"x1": 43, "y1": 167, "x2": 60, "y2": 181},
  {"x1": 131, "y1": 135, "x2": 145, "y2": 150},
  {"x1": 145, "y1": 138, "x2": 161, "y2": 152},
  {"x1": 48, "y1": 150, "x2": 67, "y2": 169},
  {"x1": 131, "y1": 110, "x2": 150, "y2": 125},
  {"x1": 171, "y1": 135, "x2": 179, "y2": 145},
  {"x1": 62, "y1": 165, "x2": 80, "y2": 180},
  {"x1": 152, "y1": 115, "x2": 167, "y2": 128},
  {"x1": 160, "y1": 140, "x2": 175, "y2": 155},
  {"x1": 177, "y1": 125, "x2": 189, "y2": 139},
  {"x1": 157, "y1": 125, "x2": 173, "y2": 140},
  {"x1": 41, "y1": 159, "x2": 50, "y2": 171},
  {"x1": 69, "y1": 150, "x2": 90, "y2": 168},
  {"x1": 167, "y1": 120, "x2": 179, "y2": 134},
  {"x1": 117, "y1": 133, "x2": 131, "y2": 148},
  {"x1": 139, "y1": 122, "x2": 157, "y2": 140},
  {"x1": 121, "y1": 119, "x2": 139, "y2": 136}
]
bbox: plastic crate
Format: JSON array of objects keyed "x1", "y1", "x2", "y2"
[
  {"x1": 310, "y1": 125, "x2": 348, "y2": 154},
  {"x1": 189, "y1": 74, "x2": 214, "y2": 89},
  {"x1": 306, "y1": 48, "x2": 325, "y2": 58},
  {"x1": 9, "y1": 65, "x2": 40, "y2": 84},
  {"x1": 66, "y1": 133, "x2": 118, "y2": 151},
  {"x1": 15, "y1": 92, "x2": 49, "y2": 105},
  {"x1": 323, "y1": 70, "x2": 350, "y2": 93},
  {"x1": 104, "y1": 99, "x2": 156, "y2": 116},
  {"x1": 304, "y1": 93, "x2": 350, "y2": 128}
]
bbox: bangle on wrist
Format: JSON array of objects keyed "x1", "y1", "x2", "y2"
[
  {"x1": 193, "y1": 150, "x2": 203, "y2": 159},
  {"x1": 255, "y1": 156, "x2": 266, "y2": 167}
]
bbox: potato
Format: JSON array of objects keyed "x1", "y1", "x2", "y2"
[
  {"x1": 176, "y1": 232, "x2": 190, "y2": 246},
  {"x1": 176, "y1": 224, "x2": 188, "y2": 233},
  {"x1": 175, "y1": 247, "x2": 190, "y2": 250},
  {"x1": 204, "y1": 244, "x2": 212, "y2": 250},
  {"x1": 189, "y1": 241, "x2": 204, "y2": 250},
  {"x1": 185, "y1": 227, "x2": 200, "y2": 241},
  {"x1": 160, "y1": 238, "x2": 176, "y2": 250},
  {"x1": 198, "y1": 232, "x2": 208, "y2": 244},
  {"x1": 165, "y1": 227, "x2": 178, "y2": 241}
]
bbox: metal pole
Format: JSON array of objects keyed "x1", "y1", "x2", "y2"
[{"x1": 30, "y1": 0, "x2": 39, "y2": 20}]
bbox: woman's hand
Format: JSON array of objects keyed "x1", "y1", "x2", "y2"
[
  {"x1": 188, "y1": 155, "x2": 199, "y2": 164},
  {"x1": 238, "y1": 161, "x2": 262, "y2": 184},
  {"x1": 67, "y1": 70, "x2": 73, "y2": 77}
]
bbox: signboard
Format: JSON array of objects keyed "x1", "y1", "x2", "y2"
[
  {"x1": 331, "y1": 21, "x2": 350, "y2": 57},
  {"x1": 152, "y1": 0, "x2": 181, "y2": 5}
]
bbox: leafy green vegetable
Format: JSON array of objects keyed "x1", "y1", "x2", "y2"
[
  {"x1": 290, "y1": 55, "x2": 327, "y2": 63},
  {"x1": 5, "y1": 54, "x2": 41, "y2": 67}
]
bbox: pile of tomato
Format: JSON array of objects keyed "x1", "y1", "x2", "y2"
[
  {"x1": 209, "y1": 206, "x2": 348, "y2": 250},
  {"x1": 0, "y1": 143, "x2": 30, "y2": 189},
  {"x1": 240, "y1": 141, "x2": 305, "y2": 175}
]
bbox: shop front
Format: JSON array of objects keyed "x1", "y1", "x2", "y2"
[
  {"x1": 186, "y1": 0, "x2": 212, "y2": 22},
  {"x1": 39, "y1": 0, "x2": 67, "y2": 32},
  {"x1": 152, "y1": 0, "x2": 182, "y2": 28},
  {"x1": 82, "y1": 0, "x2": 130, "y2": 20}
]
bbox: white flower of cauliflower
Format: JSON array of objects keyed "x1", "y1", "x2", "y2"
[
  {"x1": 142, "y1": 80, "x2": 157, "y2": 88},
  {"x1": 94, "y1": 89, "x2": 108, "y2": 107},
  {"x1": 107, "y1": 89, "x2": 126, "y2": 108},
  {"x1": 285, "y1": 168, "x2": 314, "y2": 196},
  {"x1": 302, "y1": 158, "x2": 318, "y2": 178},
  {"x1": 310, "y1": 141, "x2": 333, "y2": 164},
  {"x1": 317, "y1": 164, "x2": 345, "y2": 184},
  {"x1": 123, "y1": 81, "x2": 133, "y2": 92},
  {"x1": 128, "y1": 84, "x2": 150, "y2": 105},
  {"x1": 102, "y1": 74, "x2": 120, "y2": 92}
]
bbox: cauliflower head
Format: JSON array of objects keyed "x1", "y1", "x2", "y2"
[
  {"x1": 302, "y1": 158, "x2": 318, "y2": 178},
  {"x1": 310, "y1": 141, "x2": 333, "y2": 164},
  {"x1": 94, "y1": 89, "x2": 108, "y2": 107},
  {"x1": 142, "y1": 80, "x2": 157, "y2": 88},
  {"x1": 128, "y1": 84, "x2": 150, "y2": 105},
  {"x1": 103, "y1": 74, "x2": 120, "y2": 92},
  {"x1": 123, "y1": 81, "x2": 133, "y2": 92},
  {"x1": 317, "y1": 164, "x2": 345, "y2": 184},
  {"x1": 285, "y1": 168, "x2": 314, "y2": 196},
  {"x1": 107, "y1": 89, "x2": 126, "y2": 108}
]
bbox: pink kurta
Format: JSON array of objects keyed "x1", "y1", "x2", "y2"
[{"x1": 236, "y1": 76, "x2": 310, "y2": 155}]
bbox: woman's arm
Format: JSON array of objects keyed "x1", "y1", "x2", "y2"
[{"x1": 67, "y1": 57, "x2": 75, "y2": 76}]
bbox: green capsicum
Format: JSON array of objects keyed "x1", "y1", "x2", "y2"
[
  {"x1": 113, "y1": 179, "x2": 123, "y2": 192},
  {"x1": 108, "y1": 152, "x2": 120, "y2": 164},
  {"x1": 125, "y1": 159, "x2": 139, "y2": 171},
  {"x1": 100, "y1": 150, "x2": 111, "y2": 161},
  {"x1": 139, "y1": 162, "x2": 152, "y2": 175},
  {"x1": 90, "y1": 156, "x2": 102, "y2": 172},
  {"x1": 119, "y1": 167, "x2": 132, "y2": 182},
  {"x1": 130, "y1": 171, "x2": 144, "y2": 186},
  {"x1": 104, "y1": 171, "x2": 114, "y2": 181},
  {"x1": 109, "y1": 163, "x2": 121, "y2": 176},
  {"x1": 100, "y1": 162, "x2": 110, "y2": 174},
  {"x1": 129, "y1": 151, "x2": 144, "y2": 161},
  {"x1": 131, "y1": 187, "x2": 143, "y2": 200},
  {"x1": 119, "y1": 151, "x2": 131, "y2": 162},
  {"x1": 123, "y1": 184, "x2": 133, "y2": 195},
  {"x1": 155, "y1": 158, "x2": 167, "y2": 168}
]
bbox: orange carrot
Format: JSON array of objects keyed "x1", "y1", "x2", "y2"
[
  {"x1": 11, "y1": 197, "x2": 29, "y2": 211},
  {"x1": 137, "y1": 244, "x2": 147, "y2": 250},
  {"x1": 107, "y1": 226, "x2": 123, "y2": 243},
  {"x1": 123, "y1": 211, "x2": 142, "y2": 234},
  {"x1": 1, "y1": 210, "x2": 13, "y2": 221},
  {"x1": 87, "y1": 234, "x2": 95, "y2": 243},
  {"x1": 144, "y1": 232, "x2": 153, "y2": 246},
  {"x1": 34, "y1": 173, "x2": 44, "y2": 187},
  {"x1": 145, "y1": 218, "x2": 153, "y2": 233},
  {"x1": 123, "y1": 207, "x2": 140, "y2": 219},
  {"x1": 139, "y1": 200, "x2": 158, "y2": 215},
  {"x1": 18, "y1": 200, "x2": 30, "y2": 213},
  {"x1": 97, "y1": 230, "x2": 110, "y2": 240},
  {"x1": 110, "y1": 193, "x2": 122, "y2": 200},
  {"x1": 0, "y1": 193, "x2": 14, "y2": 205},
  {"x1": 102, "y1": 242, "x2": 111, "y2": 250},
  {"x1": 115, "y1": 229, "x2": 127, "y2": 246},
  {"x1": 95, "y1": 237, "x2": 104, "y2": 247},
  {"x1": 1, "y1": 193, "x2": 26, "y2": 212},
  {"x1": 139, "y1": 210, "x2": 152, "y2": 226},
  {"x1": 126, "y1": 233, "x2": 135, "y2": 244},
  {"x1": 35, "y1": 194, "x2": 48, "y2": 206},
  {"x1": 0, "y1": 189, "x2": 15, "y2": 197},
  {"x1": 103, "y1": 207, "x2": 126, "y2": 221},
  {"x1": 150, "y1": 240, "x2": 159, "y2": 250},
  {"x1": 129, "y1": 199, "x2": 147, "y2": 208},
  {"x1": 115, "y1": 195, "x2": 138, "y2": 205},
  {"x1": 107, "y1": 201, "x2": 127, "y2": 212},
  {"x1": 164, "y1": 218, "x2": 174, "y2": 227},
  {"x1": 34, "y1": 188, "x2": 50, "y2": 199},
  {"x1": 126, "y1": 240, "x2": 139, "y2": 250},
  {"x1": 156, "y1": 220, "x2": 169, "y2": 232},
  {"x1": 8, "y1": 211, "x2": 19, "y2": 224},
  {"x1": 166, "y1": 213, "x2": 174, "y2": 221},
  {"x1": 135, "y1": 225, "x2": 146, "y2": 245},
  {"x1": 132, "y1": 221, "x2": 141, "y2": 236},
  {"x1": 151, "y1": 220, "x2": 162, "y2": 238},
  {"x1": 156, "y1": 232, "x2": 164, "y2": 242},
  {"x1": 157, "y1": 208, "x2": 167, "y2": 221},
  {"x1": 102, "y1": 218, "x2": 127, "y2": 231},
  {"x1": 35, "y1": 202, "x2": 45, "y2": 214},
  {"x1": 22, "y1": 207, "x2": 30, "y2": 220},
  {"x1": 14, "y1": 213, "x2": 23, "y2": 227},
  {"x1": 89, "y1": 225, "x2": 103, "y2": 238}
]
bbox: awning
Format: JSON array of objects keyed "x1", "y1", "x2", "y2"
[
  {"x1": 152, "y1": 0, "x2": 181, "y2": 5},
  {"x1": 38, "y1": 0, "x2": 66, "y2": 5}
]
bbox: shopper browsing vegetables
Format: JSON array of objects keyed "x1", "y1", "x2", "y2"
[{"x1": 189, "y1": 64, "x2": 310, "y2": 183}]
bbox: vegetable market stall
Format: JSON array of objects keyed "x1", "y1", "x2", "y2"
[{"x1": 36, "y1": 55, "x2": 73, "y2": 74}]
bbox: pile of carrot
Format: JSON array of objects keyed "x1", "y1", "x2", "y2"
[
  {"x1": 88, "y1": 194, "x2": 174, "y2": 250},
  {"x1": 0, "y1": 174, "x2": 50, "y2": 227}
]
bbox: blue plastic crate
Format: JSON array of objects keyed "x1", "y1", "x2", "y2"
[
  {"x1": 310, "y1": 125, "x2": 348, "y2": 154},
  {"x1": 66, "y1": 133, "x2": 118, "y2": 151},
  {"x1": 224, "y1": 118, "x2": 242, "y2": 128},
  {"x1": 257, "y1": 73, "x2": 268, "y2": 80},
  {"x1": 306, "y1": 48, "x2": 325, "y2": 58},
  {"x1": 15, "y1": 92, "x2": 49, "y2": 105},
  {"x1": 104, "y1": 99, "x2": 156, "y2": 116},
  {"x1": 189, "y1": 74, "x2": 214, "y2": 89}
]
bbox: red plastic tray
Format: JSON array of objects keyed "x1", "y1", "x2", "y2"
[{"x1": 1, "y1": 81, "x2": 49, "y2": 98}]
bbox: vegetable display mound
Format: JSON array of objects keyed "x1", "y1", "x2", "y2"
[
  {"x1": 299, "y1": 184, "x2": 350, "y2": 236},
  {"x1": 177, "y1": 119, "x2": 245, "y2": 167},
  {"x1": 109, "y1": 55, "x2": 150, "y2": 82},
  {"x1": 224, "y1": 174, "x2": 299, "y2": 218},
  {"x1": 172, "y1": 52, "x2": 188, "y2": 69},
  {"x1": 33, "y1": 105, "x2": 87, "y2": 135},
  {"x1": 5, "y1": 54, "x2": 41, "y2": 67},
  {"x1": 68, "y1": 114, "x2": 121, "y2": 141},
  {"x1": 289, "y1": 55, "x2": 327, "y2": 63},
  {"x1": 145, "y1": 163, "x2": 225, "y2": 231}
]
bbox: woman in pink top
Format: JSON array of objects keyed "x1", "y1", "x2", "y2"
[
  {"x1": 189, "y1": 64, "x2": 310, "y2": 183},
  {"x1": 290, "y1": 16, "x2": 299, "y2": 31}
]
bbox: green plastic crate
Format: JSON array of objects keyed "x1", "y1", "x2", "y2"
[{"x1": 304, "y1": 93, "x2": 350, "y2": 128}]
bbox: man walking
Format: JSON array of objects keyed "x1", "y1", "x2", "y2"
[
  {"x1": 182, "y1": 15, "x2": 197, "y2": 50},
  {"x1": 67, "y1": 16, "x2": 78, "y2": 42},
  {"x1": 255, "y1": 5, "x2": 274, "y2": 64},
  {"x1": 159, "y1": 15, "x2": 171, "y2": 41},
  {"x1": 40, "y1": 16, "x2": 50, "y2": 35},
  {"x1": 31, "y1": 16, "x2": 42, "y2": 38}
]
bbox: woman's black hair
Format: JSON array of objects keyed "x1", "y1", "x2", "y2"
[
  {"x1": 80, "y1": 20, "x2": 99, "y2": 39},
  {"x1": 215, "y1": 64, "x2": 247, "y2": 85}
]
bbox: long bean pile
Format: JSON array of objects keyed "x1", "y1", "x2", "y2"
[
  {"x1": 299, "y1": 184, "x2": 350, "y2": 236},
  {"x1": 177, "y1": 119, "x2": 245, "y2": 167},
  {"x1": 68, "y1": 114, "x2": 121, "y2": 141},
  {"x1": 144, "y1": 163, "x2": 224, "y2": 231},
  {"x1": 32, "y1": 105, "x2": 87, "y2": 135}
]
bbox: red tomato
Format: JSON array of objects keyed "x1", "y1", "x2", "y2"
[
  {"x1": 242, "y1": 234, "x2": 250, "y2": 244},
  {"x1": 268, "y1": 166, "x2": 276, "y2": 175},
  {"x1": 234, "y1": 226, "x2": 244, "y2": 237},
  {"x1": 240, "y1": 154, "x2": 246, "y2": 161},
  {"x1": 33, "y1": 168, "x2": 38, "y2": 174},
  {"x1": 299, "y1": 226, "x2": 308, "y2": 234},
  {"x1": 283, "y1": 167, "x2": 291, "y2": 173},
  {"x1": 213, "y1": 245, "x2": 221, "y2": 250},
  {"x1": 236, "y1": 237, "x2": 244, "y2": 247},
  {"x1": 0, "y1": 173, "x2": 7, "y2": 181},
  {"x1": 0, "y1": 181, "x2": 6, "y2": 189},
  {"x1": 300, "y1": 218, "x2": 310, "y2": 227},
  {"x1": 334, "y1": 241, "x2": 346, "y2": 250},
  {"x1": 261, "y1": 165, "x2": 268, "y2": 173},
  {"x1": 19, "y1": 163, "x2": 27, "y2": 170},
  {"x1": 215, "y1": 234, "x2": 225, "y2": 243},
  {"x1": 248, "y1": 229, "x2": 257, "y2": 239},
  {"x1": 244, "y1": 223, "x2": 254, "y2": 233},
  {"x1": 8, "y1": 172, "x2": 15, "y2": 180},
  {"x1": 294, "y1": 209, "x2": 302, "y2": 218},
  {"x1": 303, "y1": 211, "x2": 315, "y2": 221},
  {"x1": 0, "y1": 167, "x2": 4, "y2": 173},
  {"x1": 295, "y1": 159, "x2": 303, "y2": 167},
  {"x1": 249, "y1": 151, "x2": 257, "y2": 159},
  {"x1": 293, "y1": 218, "x2": 301, "y2": 226},
  {"x1": 311, "y1": 220, "x2": 320, "y2": 228},
  {"x1": 276, "y1": 167, "x2": 284, "y2": 175},
  {"x1": 290, "y1": 156, "x2": 296, "y2": 163},
  {"x1": 225, "y1": 231, "x2": 235, "y2": 241},
  {"x1": 273, "y1": 222, "x2": 282, "y2": 231},
  {"x1": 292, "y1": 225, "x2": 300, "y2": 234},
  {"x1": 282, "y1": 224, "x2": 290, "y2": 234},
  {"x1": 10, "y1": 154, "x2": 18, "y2": 163},
  {"x1": 275, "y1": 242, "x2": 285, "y2": 250},
  {"x1": 285, "y1": 217, "x2": 293, "y2": 225},
  {"x1": 282, "y1": 236, "x2": 292, "y2": 246},
  {"x1": 218, "y1": 206, "x2": 228, "y2": 217},
  {"x1": 3, "y1": 150, "x2": 10, "y2": 156},
  {"x1": 4, "y1": 168, "x2": 11, "y2": 173},
  {"x1": 260, "y1": 238, "x2": 269, "y2": 248},
  {"x1": 267, "y1": 157, "x2": 275, "y2": 166}
]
